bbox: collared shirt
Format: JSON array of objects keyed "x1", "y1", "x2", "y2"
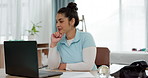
[{"x1": 57, "y1": 29, "x2": 96, "y2": 63}]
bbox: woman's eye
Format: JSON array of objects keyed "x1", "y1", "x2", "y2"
[{"x1": 60, "y1": 21, "x2": 64, "y2": 23}]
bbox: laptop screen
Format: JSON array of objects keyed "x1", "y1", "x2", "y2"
[{"x1": 4, "y1": 41, "x2": 39, "y2": 77}]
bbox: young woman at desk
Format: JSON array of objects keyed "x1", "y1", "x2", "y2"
[{"x1": 48, "y1": 2, "x2": 97, "y2": 70}]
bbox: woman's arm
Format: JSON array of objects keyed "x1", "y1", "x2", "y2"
[
  {"x1": 66, "y1": 47, "x2": 96, "y2": 70},
  {"x1": 47, "y1": 47, "x2": 61, "y2": 69},
  {"x1": 48, "y1": 32, "x2": 63, "y2": 69}
]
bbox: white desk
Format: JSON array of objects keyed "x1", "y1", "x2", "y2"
[
  {"x1": 0, "y1": 69, "x2": 98, "y2": 78},
  {"x1": 1, "y1": 64, "x2": 148, "y2": 78}
]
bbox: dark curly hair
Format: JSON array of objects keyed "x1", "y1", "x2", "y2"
[{"x1": 57, "y1": 2, "x2": 79, "y2": 27}]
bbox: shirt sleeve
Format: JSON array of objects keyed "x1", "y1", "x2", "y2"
[
  {"x1": 66, "y1": 47, "x2": 96, "y2": 70},
  {"x1": 47, "y1": 46, "x2": 61, "y2": 69},
  {"x1": 83, "y1": 33, "x2": 96, "y2": 48}
]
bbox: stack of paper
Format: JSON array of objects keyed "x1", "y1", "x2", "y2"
[{"x1": 60, "y1": 72, "x2": 94, "y2": 78}]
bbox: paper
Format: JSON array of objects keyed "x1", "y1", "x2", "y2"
[
  {"x1": 60, "y1": 72, "x2": 94, "y2": 78},
  {"x1": 110, "y1": 64, "x2": 127, "y2": 74},
  {"x1": 146, "y1": 70, "x2": 148, "y2": 76}
]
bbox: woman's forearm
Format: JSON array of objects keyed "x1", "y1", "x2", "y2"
[{"x1": 47, "y1": 47, "x2": 61, "y2": 69}]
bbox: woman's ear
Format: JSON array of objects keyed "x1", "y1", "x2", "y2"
[{"x1": 70, "y1": 18, "x2": 75, "y2": 26}]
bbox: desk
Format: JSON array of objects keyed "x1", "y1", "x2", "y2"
[
  {"x1": 0, "y1": 43, "x2": 49, "y2": 68},
  {"x1": 2, "y1": 64, "x2": 148, "y2": 78},
  {"x1": 0, "y1": 69, "x2": 98, "y2": 78},
  {"x1": 0, "y1": 64, "x2": 124, "y2": 78}
]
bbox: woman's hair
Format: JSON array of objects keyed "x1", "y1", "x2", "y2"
[{"x1": 57, "y1": 2, "x2": 79, "y2": 27}]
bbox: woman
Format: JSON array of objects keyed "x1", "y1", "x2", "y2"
[{"x1": 48, "y1": 2, "x2": 97, "y2": 70}]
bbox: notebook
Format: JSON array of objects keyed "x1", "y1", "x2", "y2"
[{"x1": 4, "y1": 41, "x2": 63, "y2": 78}]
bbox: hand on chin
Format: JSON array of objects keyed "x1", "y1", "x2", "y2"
[{"x1": 58, "y1": 30, "x2": 64, "y2": 35}]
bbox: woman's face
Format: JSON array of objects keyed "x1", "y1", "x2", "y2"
[{"x1": 56, "y1": 13, "x2": 74, "y2": 34}]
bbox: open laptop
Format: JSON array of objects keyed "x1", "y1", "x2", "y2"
[{"x1": 4, "y1": 41, "x2": 63, "y2": 78}]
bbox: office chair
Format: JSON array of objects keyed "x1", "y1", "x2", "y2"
[{"x1": 95, "y1": 47, "x2": 110, "y2": 68}]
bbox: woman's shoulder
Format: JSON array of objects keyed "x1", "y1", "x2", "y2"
[
  {"x1": 77, "y1": 30, "x2": 96, "y2": 48},
  {"x1": 78, "y1": 30, "x2": 93, "y2": 37}
]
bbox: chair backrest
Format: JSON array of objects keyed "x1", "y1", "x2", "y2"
[{"x1": 95, "y1": 47, "x2": 110, "y2": 68}]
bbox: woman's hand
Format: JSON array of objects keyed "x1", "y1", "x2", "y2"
[
  {"x1": 58, "y1": 63, "x2": 66, "y2": 70},
  {"x1": 50, "y1": 32, "x2": 63, "y2": 48}
]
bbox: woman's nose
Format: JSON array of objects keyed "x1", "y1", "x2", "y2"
[{"x1": 56, "y1": 22, "x2": 60, "y2": 27}]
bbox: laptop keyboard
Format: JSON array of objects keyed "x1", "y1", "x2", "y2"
[{"x1": 39, "y1": 70, "x2": 63, "y2": 77}]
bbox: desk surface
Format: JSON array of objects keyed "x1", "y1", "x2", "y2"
[
  {"x1": 2, "y1": 64, "x2": 147, "y2": 78},
  {"x1": 0, "y1": 69, "x2": 98, "y2": 78}
]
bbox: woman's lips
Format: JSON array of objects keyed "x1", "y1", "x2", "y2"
[
  {"x1": 58, "y1": 29, "x2": 63, "y2": 34},
  {"x1": 58, "y1": 29, "x2": 61, "y2": 32}
]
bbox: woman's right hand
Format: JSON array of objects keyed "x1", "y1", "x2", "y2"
[{"x1": 50, "y1": 32, "x2": 63, "y2": 48}]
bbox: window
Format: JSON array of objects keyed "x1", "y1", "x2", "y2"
[
  {"x1": 0, "y1": 0, "x2": 51, "y2": 43},
  {"x1": 76, "y1": 0, "x2": 146, "y2": 51}
]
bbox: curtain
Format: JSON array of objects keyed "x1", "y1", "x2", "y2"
[
  {"x1": 0, "y1": 0, "x2": 51, "y2": 43},
  {"x1": 51, "y1": 0, "x2": 74, "y2": 33}
]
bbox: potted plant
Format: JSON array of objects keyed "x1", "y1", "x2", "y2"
[{"x1": 27, "y1": 21, "x2": 42, "y2": 40}]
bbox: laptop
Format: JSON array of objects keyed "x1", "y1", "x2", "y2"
[{"x1": 4, "y1": 41, "x2": 63, "y2": 78}]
